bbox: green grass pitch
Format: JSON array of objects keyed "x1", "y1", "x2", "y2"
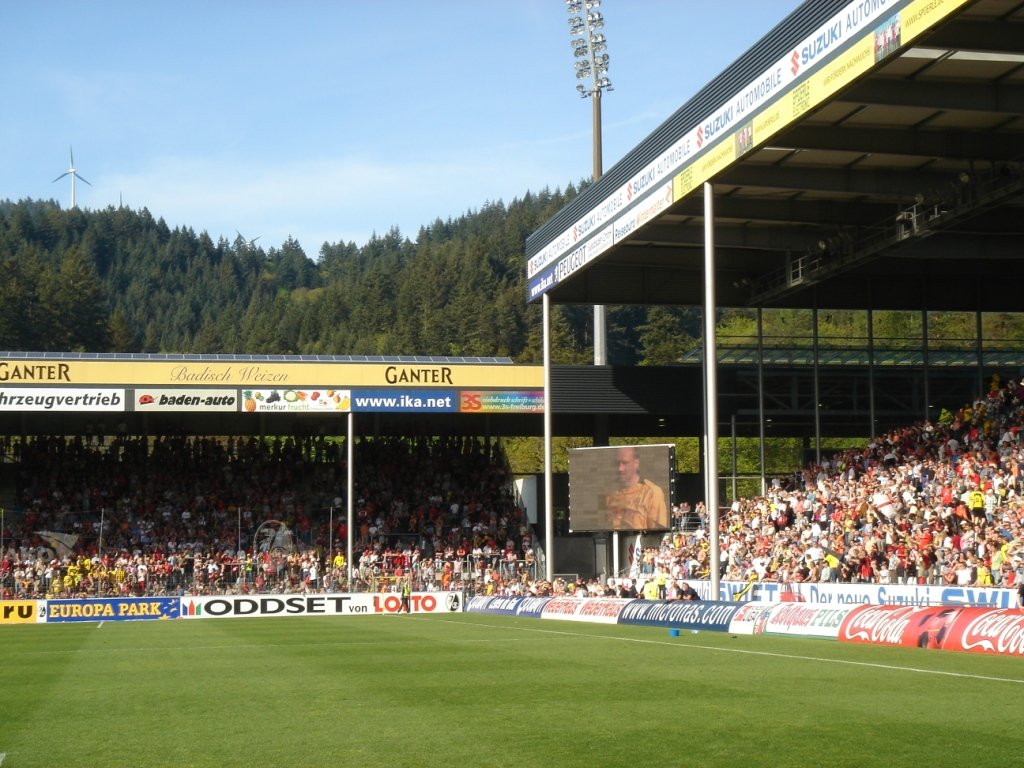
[{"x1": 2, "y1": 613, "x2": 1022, "y2": 767}]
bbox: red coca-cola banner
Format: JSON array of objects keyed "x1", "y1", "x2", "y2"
[{"x1": 838, "y1": 605, "x2": 1024, "y2": 656}]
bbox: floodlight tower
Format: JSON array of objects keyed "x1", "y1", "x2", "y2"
[{"x1": 567, "y1": 0, "x2": 612, "y2": 365}]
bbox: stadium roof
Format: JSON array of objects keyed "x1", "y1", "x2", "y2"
[
  {"x1": 526, "y1": 0, "x2": 1024, "y2": 312},
  {"x1": 0, "y1": 352, "x2": 514, "y2": 365}
]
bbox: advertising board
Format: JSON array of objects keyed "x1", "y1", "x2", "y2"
[
  {"x1": 0, "y1": 388, "x2": 124, "y2": 412},
  {"x1": 178, "y1": 592, "x2": 463, "y2": 619},
  {"x1": 617, "y1": 600, "x2": 742, "y2": 632},
  {"x1": 838, "y1": 605, "x2": 1024, "y2": 655},
  {"x1": 0, "y1": 600, "x2": 44, "y2": 624},
  {"x1": 44, "y1": 597, "x2": 180, "y2": 622}
]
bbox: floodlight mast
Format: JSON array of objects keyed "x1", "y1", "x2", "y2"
[
  {"x1": 566, "y1": 0, "x2": 616, "y2": 581},
  {"x1": 567, "y1": 1, "x2": 612, "y2": 177},
  {"x1": 567, "y1": 0, "x2": 612, "y2": 366}
]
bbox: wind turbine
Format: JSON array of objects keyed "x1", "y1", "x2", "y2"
[
  {"x1": 53, "y1": 146, "x2": 92, "y2": 208},
  {"x1": 236, "y1": 230, "x2": 261, "y2": 249}
]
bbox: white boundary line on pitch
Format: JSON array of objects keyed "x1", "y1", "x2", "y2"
[{"x1": 432, "y1": 616, "x2": 1024, "y2": 686}]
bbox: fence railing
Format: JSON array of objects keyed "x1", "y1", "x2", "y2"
[{"x1": 1, "y1": 556, "x2": 539, "y2": 599}]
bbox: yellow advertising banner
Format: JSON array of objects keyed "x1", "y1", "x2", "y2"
[
  {"x1": 0, "y1": 359, "x2": 543, "y2": 389},
  {"x1": 675, "y1": 140, "x2": 738, "y2": 198},
  {"x1": 808, "y1": 34, "x2": 876, "y2": 106},
  {"x1": 753, "y1": 100, "x2": 786, "y2": 145},
  {"x1": 1, "y1": 600, "x2": 40, "y2": 624},
  {"x1": 697, "y1": 141, "x2": 737, "y2": 183},
  {"x1": 672, "y1": 0, "x2": 973, "y2": 204},
  {"x1": 901, "y1": 0, "x2": 973, "y2": 43},
  {"x1": 672, "y1": 165, "x2": 696, "y2": 201}
]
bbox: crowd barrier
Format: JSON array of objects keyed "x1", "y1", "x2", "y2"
[
  {"x1": 465, "y1": 595, "x2": 1024, "y2": 657},
  {"x1": 0, "y1": 591, "x2": 465, "y2": 625},
  {"x1": 5, "y1": 583, "x2": 1021, "y2": 657},
  {"x1": 696, "y1": 578, "x2": 1018, "y2": 608}
]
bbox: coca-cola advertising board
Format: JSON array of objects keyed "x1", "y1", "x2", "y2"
[
  {"x1": 838, "y1": 605, "x2": 1024, "y2": 656},
  {"x1": 938, "y1": 608, "x2": 1024, "y2": 656}
]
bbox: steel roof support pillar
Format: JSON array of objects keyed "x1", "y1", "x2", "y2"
[
  {"x1": 704, "y1": 183, "x2": 721, "y2": 600},
  {"x1": 923, "y1": 308, "x2": 931, "y2": 423},
  {"x1": 813, "y1": 301, "x2": 821, "y2": 465},
  {"x1": 976, "y1": 307, "x2": 984, "y2": 401},
  {"x1": 757, "y1": 308, "x2": 766, "y2": 496},
  {"x1": 543, "y1": 292, "x2": 555, "y2": 583},
  {"x1": 347, "y1": 412, "x2": 354, "y2": 588},
  {"x1": 868, "y1": 300, "x2": 876, "y2": 437}
]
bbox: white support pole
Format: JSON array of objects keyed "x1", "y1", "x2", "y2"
[
  {"x1": 704, "y1": 183, "x2": 721, "y2": 600},
  {"x1": 347, "y1": 412, "x2": 354, "y2": 588},
  {"x1": 612, "y1": 531, "x2": 619, "y2": 579},
  {"x1": 543, "y1": 292, "x2": 555, "y2": 583},
  {"x1": 757, "y1": 308, "x2": 767, "y2": 496}
]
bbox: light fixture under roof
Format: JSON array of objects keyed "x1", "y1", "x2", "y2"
[{"x1": 949, "y1": 49, "x2": 1024, "y2": 63}]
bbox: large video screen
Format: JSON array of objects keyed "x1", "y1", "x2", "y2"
[{"x1": 568, "y1": 444, "x2": 674, "y2": 532}]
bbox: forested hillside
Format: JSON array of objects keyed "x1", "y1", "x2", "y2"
[
  {"x1": 2, "y1": 194, "x2": 1019, "y2": 366},
  {"x1": 0, "y1": 192, "x2": 701, "y2": 365}
]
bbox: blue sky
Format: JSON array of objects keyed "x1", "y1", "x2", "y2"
[{"x1": 2, "y1": 1, "x2": 802, "y2": 255}]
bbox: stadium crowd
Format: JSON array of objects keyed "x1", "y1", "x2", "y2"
[
  {"x1": 0, "y1": 434, "x2": 537, "y2": 599},
  {"x1": 612, "y1": 373, "x2": 1024, "y2": 601},
  {"x1": 2, "y1": 374, "x2": 1024, "y2": 603}
]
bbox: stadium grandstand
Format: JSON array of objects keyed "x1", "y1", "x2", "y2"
[{"x1": 4, "y1": 0, "x2": 1024, "y2": 606}]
